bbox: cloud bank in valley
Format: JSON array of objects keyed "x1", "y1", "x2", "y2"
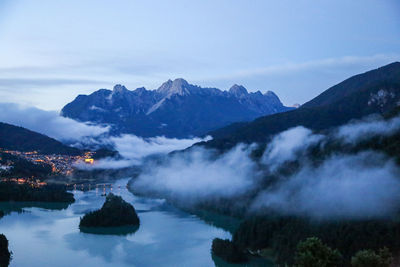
[
  {"x1": 0, "y1": 102, "x2": 204, "y2": 169},
  {"x1": 0, "y1": 102, "x2": 109, "y2": 141},
  {"x1": 261, "y1": 126, "x2": 324, "y2": 172},
  {"x1": 110, "y1": 135, "x2": 211, "y2": 161},
  {"x1": 129, "y1": 114, "x2": 400, "y2": 219},
  {"x1": 131, "y1": 144, "x2": 260, "y2": 205},
  {"x1": 335, "y1": 114, "x2": 400, "y2": 144},
  {"x1": 253, "y1": 152, "x2": 400, "y2": 219},
  {"x1": 79, "y1": 134, "x2": 212, "y2": 169}
]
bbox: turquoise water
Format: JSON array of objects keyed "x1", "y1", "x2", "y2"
[{"x1": 0, "y1": 178, "x2": 272, "y2": 266}]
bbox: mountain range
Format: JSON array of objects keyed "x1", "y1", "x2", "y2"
[
  {"x1": 205, "y1": 62, "x2": 400, "y2": 149},
  {"x1": 3, "y1": 63, "x2": 400, "y2": 157},
  {"x1": 61, "y1": 79, "x2": 292, "y2": 138}
]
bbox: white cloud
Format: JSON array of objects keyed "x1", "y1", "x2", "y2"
[
  {"x1": 336, "y1": 114, "x2": 400, "y2": 144},
  {"x1": 111, "y1": 135, "x2": 211, "y2": 161},
  {"x1": 76, "y1": 134, "x2": 211, "y2": 169},
  {"x1": 0, "y1": 102, "x2": 109, "y2": 141},
  {"x1": 253, "y1": 152, "x2": 400, "y2": 219},
  {"x1": 130, "y1": 144, "x2": 260, "y2": 205},
  {"x1": 126, "y1": 114, "x2": 400, "y2": 219},
  {"x1": 262, "y1": 126, "x2": 323, "y2": 171}
]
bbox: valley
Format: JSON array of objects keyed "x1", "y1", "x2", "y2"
[{"x1": 0, "y1": 4, "x2": 399, "y2": 265}]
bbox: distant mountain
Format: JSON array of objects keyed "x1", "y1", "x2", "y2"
[
  {"x1": 0, "y1": 122, "x2": 80, "y2": 155},
  {"x1": 61, "y1": 79, "x2": 292, "y2": 138},
  {"x1": 206, "y1": 62, "x2": 400, "y2": 148}
]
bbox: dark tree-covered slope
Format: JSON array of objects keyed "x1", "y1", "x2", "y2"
[
  {"x1": 302, "y1": 62, "x2": 400, "y2": 108},
  {"x1": 0, "y1": 122, "x2": 80, "y2": 155},
  {"x1": 207, "y1": 62, "x2": 400, "y2": 148}
]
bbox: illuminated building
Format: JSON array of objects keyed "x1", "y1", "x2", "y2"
[{"x1": 84, "y1": 158, "x2": 94, "y2": 164}]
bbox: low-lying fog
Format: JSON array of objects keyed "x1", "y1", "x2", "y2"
[{"x1": 4, "y1": 102, "x2": 400, "y2": 220}]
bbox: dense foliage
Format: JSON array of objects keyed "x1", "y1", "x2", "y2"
[
  {"x1": 351, "y1": 248, "x2": 392, "y2": 267},
  {"x1": 0, "y1": 234, "x2": 11, "y2": 267},
  {"x1": 0, "y1": 211, "x2": 3, "y2": 219},
  {"x1": 211, "y1": 238, "x2": 247, "y2": 263},
  {"x1": 0, "y1": 122, "x2": 80, "y2": 155},
  {"x1": 231, "y1": 216, "x2": 400, "y2": 266},
  {"x1": 0, "y1": 152, "x2": 52, "y2": 179},
  {"x1": 294, "y1": 237, "x2": 342, "y2": 267},
  {"x1": 79, "y1": 193, "x2": 139, "y2": 228},
  {"x1": 92, "y1": 148, "x2": 119, "y2": 159},
  {"x1": 0, "y1": 182, "x2": 74, "y2": 203}
]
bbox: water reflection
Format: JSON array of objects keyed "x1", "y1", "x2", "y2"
[
  {"x1": 0, "y1": 178, "x2": 237, "y2": 267},
  {"x1": 79, "y1": 225, "x2": 140, "y2": 236},
  {"x1": 212, "y1": 254, "x2": 271, "y2": 267},
  {"x1": 0, "y1": 201, "x2": 70, "y2": 215}
]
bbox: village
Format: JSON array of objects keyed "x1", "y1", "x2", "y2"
[{"x1": 0, "y1": 149, "x2": 96, "y2": 187}]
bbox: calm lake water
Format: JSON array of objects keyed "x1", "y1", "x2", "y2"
[{"x1": 0, "y1": 178, "x2": 272, "y2": 267}]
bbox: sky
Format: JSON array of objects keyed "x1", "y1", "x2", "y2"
[{"x1": 0, "y1": 0, "x2": 399, "y2": 110}]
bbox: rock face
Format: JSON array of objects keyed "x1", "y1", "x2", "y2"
[
  {"x1": 61, "y1": 79, "x2": 292, "y2": 138},
  {"x1": 79, "y1": 193, "x2": 139, "y2": 228}
]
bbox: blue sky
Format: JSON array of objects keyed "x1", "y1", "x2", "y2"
[{"x1": 0, "y1": 0, "x2": 399, "y2": 110}]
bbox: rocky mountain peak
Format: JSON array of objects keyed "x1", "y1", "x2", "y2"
[
  {"x1": 157, "y1": 78, "x2": 191, "y2": 98},
  {"x1": 264, "y1": 90, "x2": 278, "y2": 98},
  {"x1": 113, "y1": 84, "x2": 128, "y2": 93},
  {"x1": 229, "y1": 84, "x2": 248, "y2": 97},
  {"x1": 172, "y1": 78, "x2": 189, "y2": 88},
  {"x1": 134, "y1": 87, "x2": 147, "y2": 94}
]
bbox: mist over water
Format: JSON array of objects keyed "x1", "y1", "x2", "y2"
[
  {"x1": 7, "y1": 101, "x2": 399, "y2": 220},
  {"x1": 129, "y1": 115, "x2": 400, "y2": 220},
  {"x1": 132, "y1": 144, "x2": 260, "y2": 205}
]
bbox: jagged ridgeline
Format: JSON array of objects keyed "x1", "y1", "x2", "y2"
[{"x1": 61, "y1": 79, "x2": 293, "y2": 138}]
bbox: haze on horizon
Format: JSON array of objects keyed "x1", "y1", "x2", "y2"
[{"x1": 0, "y1": 0, "x2": 399, "y2": 110}]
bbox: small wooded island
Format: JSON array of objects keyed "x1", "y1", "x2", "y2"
[
  {"x1": 0, "y1": 234, "x2": 11, "y2": 267},
  {"x1": 79, "y1": 193, "x2": 140, "y2": 228}
]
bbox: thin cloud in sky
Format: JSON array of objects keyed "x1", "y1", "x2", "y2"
[
  {"x1": 0, "y1": 78, "x2": 106, "y2": 88},
  {"x1": 0, "y1": 0, "x2": 399, "y2": 109},
  {"x1": 221, "y1": 54, "x2": 400, "y2": 79}
]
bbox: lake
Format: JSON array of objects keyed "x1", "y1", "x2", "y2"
[{"x1": 0, "y1": 178, "x2": 272, "y2": 267}]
